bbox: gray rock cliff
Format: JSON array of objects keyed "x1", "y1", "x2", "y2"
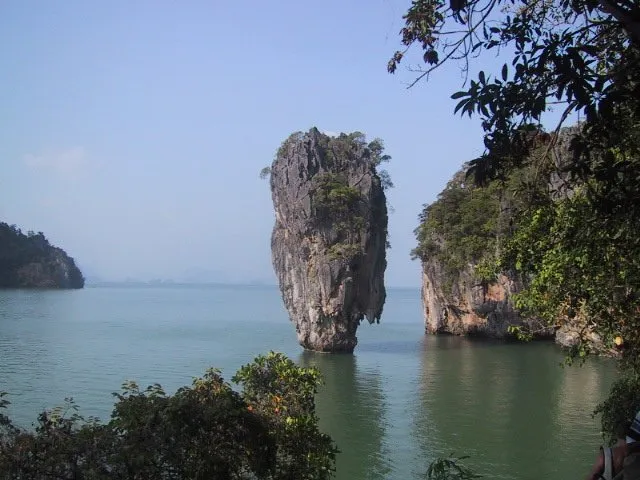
[
  {"x1": 418, "y1": 126, "x2": 604, "y2": 348},
  {"x1": 421, "y1": 249, "x2": 607, "y2": 351},
  {"x1": 269, "y1": 128, "x2": 388, "y2": 352},
  {"x1": 421, "y1": 260, "x2": 550, "y2": 338}
]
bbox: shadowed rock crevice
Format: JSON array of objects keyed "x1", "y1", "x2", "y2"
[{"x1": 269, "y1": 128, "x2": 388, "y2": 353}]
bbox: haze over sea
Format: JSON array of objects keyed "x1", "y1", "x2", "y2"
[{"x1": 0, "y1": 284, "x2": 613, "y2": 480}]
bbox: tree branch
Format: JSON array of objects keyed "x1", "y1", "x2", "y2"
[
  {"x1": 598, "y1": 0, "x2": 640, "y2": 45},
  {"x1": 407, "y1": 0, "x2": 498, "y2": 88}
]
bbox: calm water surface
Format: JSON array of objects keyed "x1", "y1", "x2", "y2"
[{"x1": 0, "y1": 285, "x2": 614, "y2": 479}]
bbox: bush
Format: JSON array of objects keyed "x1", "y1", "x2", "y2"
[
  {"x1": 0, "y1": 352, "x2": 337, "y2": 480},
  {"x1": 593, "y1": 374, "x2": 640, "y2": 445}
]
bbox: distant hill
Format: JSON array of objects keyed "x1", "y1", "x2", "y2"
[{"x1": 0, "y1": 222, "x2": 84, "y2": 289}]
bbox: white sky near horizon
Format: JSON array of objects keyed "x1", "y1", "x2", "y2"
[{"x1": 0, "y1": 1, "x2": 568, "y2": 287}]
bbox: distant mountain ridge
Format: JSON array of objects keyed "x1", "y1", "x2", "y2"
[{"x1": 0, "y1": 222, "x2": 84, "y2": 289}]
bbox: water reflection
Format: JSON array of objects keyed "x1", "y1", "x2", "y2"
[
  {"x1": 548, "y1": 358, "x2": 613, "y2": 474},
  {"x1": 415, "y1": 336, "x2": 614, "y2": 480},
  {"x1": 299, "y1": 351, "x2": 390, "y2": 480}
]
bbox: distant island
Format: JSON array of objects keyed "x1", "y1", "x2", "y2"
[{"x1": 0, "y1": 222, "x2": 84, "y2": 289}]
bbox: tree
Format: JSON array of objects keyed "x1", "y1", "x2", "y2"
[
  {"x1": 233, "y1": 352, "x2": 338, "y2": 480},
  {"x1": 390, "y1": 0, "x2": 640, "y2": 437},
  {"x1": 412, "y1": 167, "x2": 503, "y2": 274},
  {"x1": 389, "y1": 0, "x2": 640, "y2": 188},
  {"x1": 368, "y1": 138, "x2": 394, "y2": 189},
  {"x1": 0, "y1": 352, "x2": 337, "y2": 480}
]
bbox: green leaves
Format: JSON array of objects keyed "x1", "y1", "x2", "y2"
[
  {"x1": 390, "y1": 0, "x2": 640, "y2": 185},
  {"x1": 0, "y1": 352, "x2": 338, "y2": 480},
  {"x1": 233, "y1": 352, "x2": 338, "y2": 480},
  {"x1": 412, "y1": 165, "x2": 508, "y2": 291},
  {"x1": 259, "y1": 166, "x2": 272, "y2": 179},
  {"x1": 502, "y1": 181, "x2": 640, "y2": 368},
  {"x1": 302, "y1": 131, "x2": 392, "y2": 255},
  {"x1": 310, "y1": 132, "x2": 392, "y2": 257},
  {"x1": 594, "y1": 374, "x2": 640, "y2": 445},
  {"x1": 313, "y1": 172, "x2": 365, "y2": 241},
  {"x1": 0, "y1": 222, "x2": 85, "y2": 289}
]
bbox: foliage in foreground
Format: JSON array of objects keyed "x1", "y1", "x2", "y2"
[
  {"x1": 594, "y1": 374, "x2": 640, "y2": 445},
  {"x1": 390, "y1": 0, "x2": 640, "y2": 188},
  {"x1": 0, "y1": 352, "x2": 337, "y2": 480}
]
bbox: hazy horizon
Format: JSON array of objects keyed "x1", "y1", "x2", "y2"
[
  {"x1": 81, "y1": 277, "x2": 422, "y2": 289},
  {"x1": 0, "y1": 1, "x2": 567, "y2": 288}
]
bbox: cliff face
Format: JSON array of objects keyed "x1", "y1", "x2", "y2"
[
  {"x1": 421, "y1": 259, "x2": 551, "y2": 338},
  {"x1": 269, "y1": 129, "x2": 388, "y2": 353},
  {"x1": 420, "y1": 231, "x2": 605, "y2": 349},
  {"x1": 0, "y1": 223, "x2": 84, "y2": 289},
  {"x1": 416, "y1": 126, "x2": 600, "y2": 347}
]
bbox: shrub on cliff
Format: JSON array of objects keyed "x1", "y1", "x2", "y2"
[
  {"x1": 0, "y1": 352, "x2": 337, "y2": 480},
  {"x1": 412, "y1": 169, "x2": 502, "y2": 285},
  {"x1": 412, "y1": 156, "x2": 545, "y2": 291},
  {"x1": 265, "y1": 128, "x2": 392, "y2": 261}
]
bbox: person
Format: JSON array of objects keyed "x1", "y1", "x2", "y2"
[{"x1": 586, "y1": 411, "x2": 640, "y2": 480}]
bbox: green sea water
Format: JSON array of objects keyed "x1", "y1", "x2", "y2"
[{"x1": 0, "y1": 284, "x2": 614, "y2": 479}]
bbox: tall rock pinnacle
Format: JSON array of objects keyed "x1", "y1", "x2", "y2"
[{"x1": 269, "y1": 128, "x2": 389, "y2": 353}]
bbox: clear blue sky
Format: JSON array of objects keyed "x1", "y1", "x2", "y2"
[{"x1": 0, "y1": 0, "x2": 494, "y2": 287}]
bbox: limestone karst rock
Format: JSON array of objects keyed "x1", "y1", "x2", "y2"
[
  {"x1": 0, "y1": 222, "x2": 84, "y2": 289},
  {"x1": 269, "y1": 128, "x2": 389, "y2": 352},
  {"x1": 415, "y1": 126, "x2": 607, "y2": 350},
  {"x1": 420, "y1": 259, "x2": 549, "y2": 338}
]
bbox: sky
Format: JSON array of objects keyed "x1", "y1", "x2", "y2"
[{"x1": 0, "y1": 0, "x2": 502, "y2": 287}]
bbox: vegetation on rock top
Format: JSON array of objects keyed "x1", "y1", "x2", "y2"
[
  {"x1": 0, "y1": 222, "x2": 84, "y2": 289},
  {"x1": 266, "y1": 128, "x2": 392, "y2": 262}
]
